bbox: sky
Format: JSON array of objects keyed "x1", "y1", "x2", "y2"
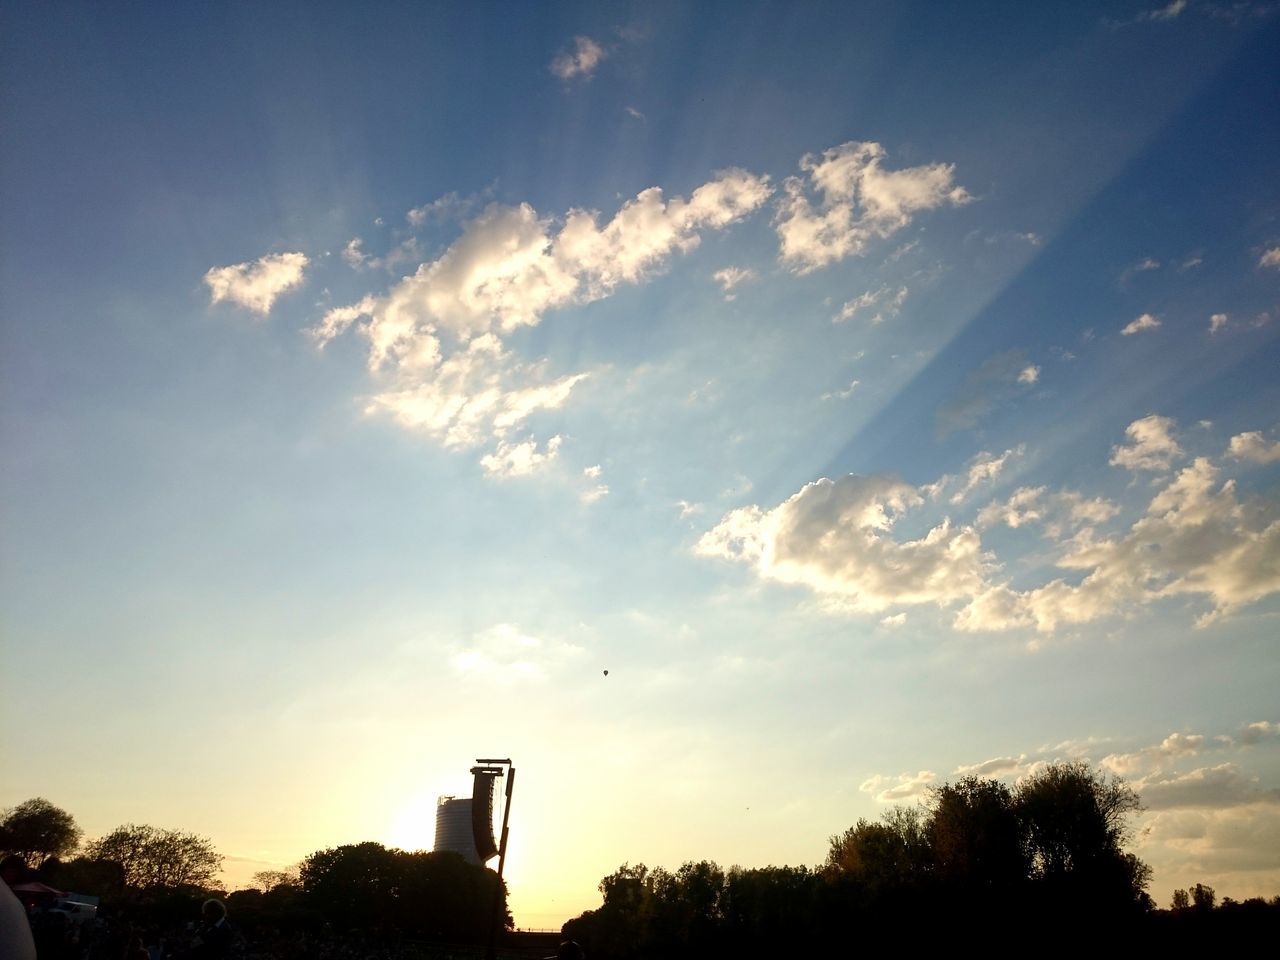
[{"x1": 2, "y1": 0, "x2": 1279, "y2": 928}]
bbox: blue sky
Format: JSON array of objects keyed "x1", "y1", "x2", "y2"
[{"x1": 3, "y1": 0, "x2": 1279, "y2": 926}]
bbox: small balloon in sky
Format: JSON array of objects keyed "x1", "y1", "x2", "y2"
[{"x1": 603, "y1": 670, "x2": 609, "y2": 676}]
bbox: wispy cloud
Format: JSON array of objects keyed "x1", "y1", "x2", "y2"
[
  {"x1": 1121, "y1": 313, "x2": 1162, "y2": 335},
  {"x1": 551, "y1": 36, "x2": 607, "y2": 81}
]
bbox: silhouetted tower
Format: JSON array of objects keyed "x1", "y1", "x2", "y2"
[{"x1": 434, "y1": 796, "x2": 482, "y2": 865}]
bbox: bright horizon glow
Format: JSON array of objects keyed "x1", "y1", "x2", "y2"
[{"x1": 2, "y1": 1, "x2": 1279, "y2": 930}]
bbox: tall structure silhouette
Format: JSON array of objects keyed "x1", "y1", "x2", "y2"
[{"x1": 434, "y1": 796, "x2": 482, "y2": 865}]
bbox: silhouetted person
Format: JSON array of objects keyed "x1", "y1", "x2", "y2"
[
  {"x1": 189, "y1": 899, "x2": 232, "y2": 959},
  {"x1": 0, "y1": 855, "x2": 37, "y2": 960}
]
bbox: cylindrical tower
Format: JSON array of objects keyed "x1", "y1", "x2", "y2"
[{"x1": 434, "y1": 796, "x2": 481, "y2": 865}]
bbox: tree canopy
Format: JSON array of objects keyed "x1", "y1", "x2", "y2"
[
  {"x1": 299, "y1": 842, "x2": 509, "y2": 944},
  {"x1": 0, "y1": 798, "x2": 82, "y2": 866},
  {"x1": 84, "y1": 823, "x2": 222, "y2": 889}
]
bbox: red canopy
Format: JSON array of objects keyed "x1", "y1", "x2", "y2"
[{"x1": 11, "y1": 881, "x2": 65, "y2": 897}]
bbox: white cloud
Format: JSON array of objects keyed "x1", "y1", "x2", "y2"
[
  {"x1": 775, "y1": 141, "x2": 969, "y2": 273},
  {"x1": 1102, "y1": 732, "x2": 1207, "y2": 775},
  {"x1": 451, "y1": 623, "x2": 582, "y2": 684},
  {"x1": 1110, "y1": 415, "x2": 1183, "y2": 471},
  {"x1": 580, "y1": 464, "x2": 609, "y2": 504},
  {"x1": 860, "y1": 770, "x2": 936, "y2": 803},
  {"x1": 696, "y1": 474, "x2": 991, "y2": 614},
  {"x1": 1121, "y1": 313, "x2": 1162, "y2": 335},
  {"x1": 834, "y1": 285, "x2": 908, "y2": 324},
  {"x1": 977, "y1": 486, "x2": 1120, "y2": 538},
  {"x1": 550, "y1": 36, "x2": 607, "y2": 81},
  {"x1": 407, "y1": 190, "x2": 480, "y2": 228},
  {"x1": 712, "y1": 266, "x2": 756, "y2": 300},
  {"x1": 343, "y1": 238, "x2": 368, "y2": 267},
  {"x1": 880, "y1": 613, "x2": 906, "y2": 627},
  {"x1": 1234, "y1": 721, "x2": 1280, "y2": 745},
  {"x1": 1017, "y1": 364, "x2": 1040, "y2": 385},
  {"x1": 315, "y1": 169, "x2": 770, "y2": 466},
  {"x1": 700, "y1": 415, "x2": 1280, "y2": 634},
  {"x1": 955, "y1": 754, "x2": 1028, "y2": 777},
  {"x1": 947, "y1": 447, "x2": 1022, "y2": 504},
  {"x1": 970, "y1": 455, "x2": 1280, "y2": 632},
  {"x1": 676, "y1": 500, "x2": 703, "y2": 519},
  {"x1": 1136, "y1": 764, "x2": 1280, "y2": 810},
  {"x1": 822, "y1": 378, "x2": 860, "y2": 401},
  {"x1": 1209, "y1": 312, "x2": 1229, "y2": 333},
  {"x1": 1119, "y1": 256, "x2": 1161, "y2": 286},
  {"x1": 204, "y1": 251, "x2": 308, "y2": 315},
  {"x1": 1228, "y1": 430, "x2": 1280, "y2": 463},
  {"x1": 1261, "y1": 247, "x2": 1280, "y2": 269},
  {"x1": 479, "y1": 435, "x2": 563, "y2": 478},
  {"x1": 1147, "y1": 0, "x2": 1188, "y2": 19},
  {"x1": 625, "y1": 106, "x2": 646, "y2": 121}
]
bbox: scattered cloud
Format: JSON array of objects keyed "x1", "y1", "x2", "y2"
[
  {"x1": 580, "y1": 464, "x2": 609, "y2": 504},
  {"x1": 1228, "y1": 430, "x2": 1280, "y2": 463},
  {"x1": 928, "y1": 446, "x2": 1023, "y2": 505},
  {"x1": 712, "y1": 266, "x2": 756, "y2": 301},
  {"x1": 1235, "y1": 721, "x2": 1280, "y2": 745},
  {"x1": 407, "y1": 190, "x2": 484, "y2": 228},
  {"x1": 700, "y1": 415, "x2": 1280, "y2": 634},
  {"x1": 966, "y1": 453, "x2": 1280, "y2": 631},
  {"x1": 1121, "y1": 312, "x2": 1162, "y2": 335},
  {"x1": 834, "y1": 285, "x2": 908, "y2": 323},
  {"x1": 1136, "y1": 764, "x2": 1280, "y2": 810},
  {"x1": 314, "y1": 169, "x2": 771, "y2": 467},
  {"x1": 696, "y1": 474, "x2": 990, "y2": 614},
  {"x1": 479, "y1": 436, "x2": 563, "y2": 478},
  {"x1": 1147, "y1": 0, "x2": 1189, "y2": 19},
  {"x1": 1260, "y1": 247, "x2": 1280, "y2": 269},
  {"x1": 451, "y1": 623, "x2": 582, "y2": 684},
  {"x1": 880, "y1": 613, "x2": 907, "y2": 627},
  {"x1": 1109, "y1": 415, "x2": 1183, "y2": 471},
  {"x1": 823, "y1": 378, "x2": 860, "y2": 401},
  {"x1": 204, "y1": 251, "x2": 308, "y2": 315},
  {"x1": 677, "y1": 500, "x2": 703, "y2": 519},
  {"x1": 1102, "y1": 732, "x2": 1207, "y2": 775},
  {"x1": 955, "y1": 754, "x2": 1028, "y2": 777},
  {"x1": 1209, "y1": 312, "x2": 1229, "y2": 334},
  {"x1": 1120, "y1": 256, "x2": 1161, "y2": 286},
  {"x1": 343, "y1": 236, "x2": 420, "y2": 272},
  {"x1": 1017, "y1": 364, "x2": 1040, "y2": 385},
  {"x1": 551, "y1": 36, "x2": 607, "y2": 81},
  {"x1": 860, "y1": 770, "x2": 937, "y2": 803},
  {"x1": 977, "y1": 486, "x2": 1120, "y2": 538},
  {"x1": 625, "y1": 106, "x2": 646, "y2": 121},
  {"x1": 774, "y1": 141, "x2": 970, "y2": 273},
  {"x1": 936, "y1": 349, "x2": 1038, "y2": 436}
]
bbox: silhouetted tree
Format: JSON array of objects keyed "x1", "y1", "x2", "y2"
[
  {"x1": 927, "y1": 777, "x2": 1027, "y2": 893},
  {"x1": 1171, "y1": 888, "x2": 1191, "y2": 910},
  {"x1": 299, "y1": 842, "x2": 507, "y2": 943},
  {"x1": 824, "y1": 804, "x2": 931, "y2": 895},
  {"x1": 1014, "y1": 761, "x2": 1150, "y2": 913},
  {"x1": 1192, "y1": 882, "x2": 1216, "y2": 911},
  {"x1": 84, "y1": 824, "x2": 222, "y2": 889},
  {"x1": 1, "y1": 798, "x2": 82, "y2": 866},
  {"x1": 251, "y1": 868, "x2": 299, "y2": 892}
]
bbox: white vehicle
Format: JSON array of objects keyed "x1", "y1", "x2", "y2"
[{"x1": 48, "y1": 896, "x2": 97, "y2": 925}]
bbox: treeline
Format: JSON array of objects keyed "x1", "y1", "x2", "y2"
[
  {"x1": 562, "y1": 761, "x2": 1279, "y2": 956},
  {"x1": 1, "y1": 800, "x2": 508, "y2": 948}
]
